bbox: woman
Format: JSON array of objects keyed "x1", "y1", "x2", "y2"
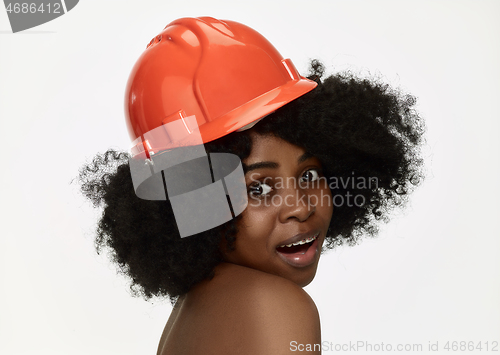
[{"x1": 79, "y1": 17, "x2": 424, "y2": 354}]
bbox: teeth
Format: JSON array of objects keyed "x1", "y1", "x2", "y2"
[{"x1": 278, "y1": 233, "x2": 318, "y2": 248}]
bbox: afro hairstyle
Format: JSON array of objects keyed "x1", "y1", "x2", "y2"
[{"x1": 78, "y1": 61, "x2": 425, "y2": 302}]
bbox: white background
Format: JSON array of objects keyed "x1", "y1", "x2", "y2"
[{"x1": 1, "y1": 1, "x2": 499, "y2": 354}]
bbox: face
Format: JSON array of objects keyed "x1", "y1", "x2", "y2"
[{"x1": 223, "y1": 133, "x2": 333, "y2": 287}]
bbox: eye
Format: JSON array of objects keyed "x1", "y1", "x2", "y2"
[
  {"x1": 248, "y1": 181, "x2": 273, "y2": 197},
  {"x1": 300, "y1": 169, "x2": 320, "y2": 183}
]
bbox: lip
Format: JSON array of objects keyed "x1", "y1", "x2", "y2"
[{"x1": 275, "y1": 231, "x2": 321, "y2": 268}]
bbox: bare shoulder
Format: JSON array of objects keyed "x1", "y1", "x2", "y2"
[
  {"x1": 221, "y1": 263, "x2": 319, "y2": 320},
  {"x1": 197, "y1": 263, "x2": 321, "y2": 354}
]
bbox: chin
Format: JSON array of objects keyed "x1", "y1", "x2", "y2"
[
  {"x1": 297, "y1": 277, "x2": 315, "y2": 288},
  {"x1": 285, "y1": 262, "x2": 320, "y2": 288}
]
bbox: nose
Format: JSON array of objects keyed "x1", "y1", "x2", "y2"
[{"x1": 278, "y1": 187, "x2": 316, "y2": 223}]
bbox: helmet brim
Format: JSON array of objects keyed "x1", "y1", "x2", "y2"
[{"x1": 197, "y1": 77, "x2": 317, "y2": 144}]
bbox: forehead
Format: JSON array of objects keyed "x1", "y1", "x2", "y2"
[{"x1": 245, "y1": 133, "x2": 306, "y2": 165}]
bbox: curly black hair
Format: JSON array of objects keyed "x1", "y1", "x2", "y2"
[{"x1": 78, "y1": 61, "x2": 424, "y2": 302}]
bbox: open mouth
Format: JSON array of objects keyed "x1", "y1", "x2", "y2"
[{"x1": 276, "y1": 234, "x2": 318, "y2": 254}]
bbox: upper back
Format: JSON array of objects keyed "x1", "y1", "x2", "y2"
[{"x1": 158, "y1": 262, "x2": 321, "y2": 355}]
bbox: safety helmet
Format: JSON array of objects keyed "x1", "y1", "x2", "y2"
[{"x1": 125, "y1": 16, "x2": 317, "y2": 157}]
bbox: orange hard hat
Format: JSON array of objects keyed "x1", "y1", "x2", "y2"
[{"x1": 125, "y1": 17, "x2": 317, "y2": 157}]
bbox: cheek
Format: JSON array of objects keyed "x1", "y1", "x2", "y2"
[
  {"x1": 235, "y1": 201, "x2": 281, "y2": 253},
  {"x1": 238, "y1": 203, "x2": 277, "y2": 238},
  {"x1": 313, "y1": 185, "x2": 333, "y2": 221},
  {"x1": 228, "y1": 207, "x2": 277, "y2": 266}
]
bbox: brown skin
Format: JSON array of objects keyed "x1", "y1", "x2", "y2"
[
  {"x1": 224, "y1": 133, "x2": 333, "y2": 286},
  {"x1": 157, "y1": 134, "x2": 333, "y2": 354}
]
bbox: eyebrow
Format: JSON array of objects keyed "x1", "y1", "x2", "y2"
[{"x1": 243, "y1": 152, "x2": 313, "y2": 173}]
